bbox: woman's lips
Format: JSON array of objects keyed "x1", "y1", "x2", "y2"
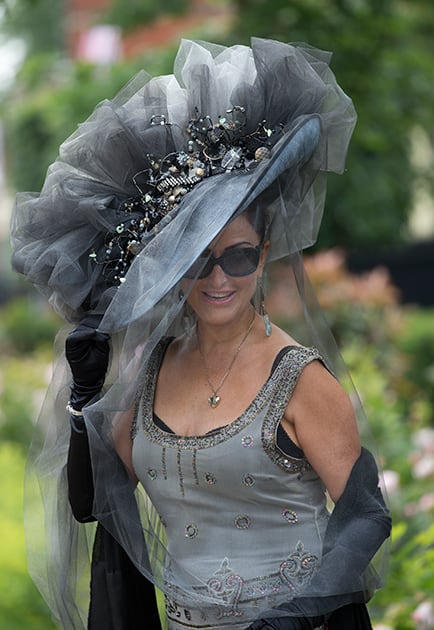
[{"x1": 201, "y1": 290, "x2": 235, "y2": 304}]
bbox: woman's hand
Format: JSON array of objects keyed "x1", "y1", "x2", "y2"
[{"x1": 65, "y1": 314, "x2": 110, "y2": 411}]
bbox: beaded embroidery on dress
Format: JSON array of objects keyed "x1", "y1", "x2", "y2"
[{"x1": 132, "y1": 341, "x2": 329, "y2": 628}]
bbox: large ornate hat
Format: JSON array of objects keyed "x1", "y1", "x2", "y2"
[{"x1": 11, "y1": 38, "x2": 356, "y2": 329}]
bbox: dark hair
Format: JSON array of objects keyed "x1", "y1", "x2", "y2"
[{"x1": 244, "y1": 203, "x2": 269, "y2": 243}]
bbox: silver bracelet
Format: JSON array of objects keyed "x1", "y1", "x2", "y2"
[{"x1": 66, "y1": 402, "x2": 84, "y2": 417}]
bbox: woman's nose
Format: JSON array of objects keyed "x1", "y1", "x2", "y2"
[{"x1": 207, "y1": 262, "x2": 227, "y2": 284}]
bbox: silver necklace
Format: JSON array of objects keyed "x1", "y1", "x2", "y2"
[{"x1": 197, "y1": 312, "x2": 256, "y2": 408}]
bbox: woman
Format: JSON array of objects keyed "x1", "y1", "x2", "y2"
[{"x1": 11, "y1": 39, "x2": 391, "y2": 629}]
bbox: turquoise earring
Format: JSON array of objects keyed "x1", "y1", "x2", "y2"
[{"x1": 259, "y1": 279, "x2": 271, "y2": 337}]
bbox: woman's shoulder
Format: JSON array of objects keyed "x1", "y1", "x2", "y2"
[{"x1": 260, "y1": 326, "x2": 322, "y2": 373}]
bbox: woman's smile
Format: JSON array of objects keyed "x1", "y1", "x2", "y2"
[{"x1": 201, "y1": 289, "x2": 236, "y2": 304}]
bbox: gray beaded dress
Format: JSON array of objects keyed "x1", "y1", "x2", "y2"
[{"x1": 132, "y1": 339, "x2": 329, "y2": 629}]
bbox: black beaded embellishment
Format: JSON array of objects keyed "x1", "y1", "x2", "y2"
[{"x1": 90, "y1": 107, "x2": 283, "y2": 286}]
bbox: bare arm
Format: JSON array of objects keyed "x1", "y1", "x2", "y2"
[{"x1": 283, "y1": 360, "x2": 361, "y2": 502}]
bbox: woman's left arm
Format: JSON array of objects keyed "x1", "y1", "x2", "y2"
[{"x1": 283, "y1": 359, "x2": 361, "y2": 502}]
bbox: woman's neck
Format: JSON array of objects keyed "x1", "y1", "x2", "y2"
[{"x1": 195, "y1": 307, "x2": 257, "y2": 352}]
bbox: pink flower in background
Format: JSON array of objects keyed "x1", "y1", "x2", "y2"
[
  {"x1": 419, "y1": 493, "x2": 434, "y2": 512},
  {"x1": 412, "y1": 600, "x2": 434, "y2": 629},
  {"x1": 413, "y1": 428, "x2": 434, "y2": 453},
  {"x1": 410, "y1": 428, "x2": 434, "y2": 479},
  {"x1": 413, "y1": 455, "x2": 434, "y2": 479}
]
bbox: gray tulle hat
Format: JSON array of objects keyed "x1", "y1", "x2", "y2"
[{"x1": 10, "y1": 38, "x2": 356, "y2": 330}]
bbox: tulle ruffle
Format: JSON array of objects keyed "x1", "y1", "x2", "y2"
[{"x1": 11, "y1": 38, "x2": 356, "y2": 327}]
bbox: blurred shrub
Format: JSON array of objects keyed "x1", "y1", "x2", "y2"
[
  {"x1": 0, "y1": 297, "x2": 60, "y2": 354},
  {"x1": 395, "y1": 308, "x2": 434, "y2": 425},
  {"x1": 0, "y1": 442, "x2": 56, "y2": 629},
  {"x1": 0, "y1": 350, "x2": 51, "y2": 448},
  {"x1": 0, "y1": 297, "x2": 55, "y2": 448}
]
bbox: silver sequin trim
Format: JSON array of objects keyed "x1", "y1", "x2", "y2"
[{"x1": 261, "y1": 346, "x2": 321, "y2": 474}]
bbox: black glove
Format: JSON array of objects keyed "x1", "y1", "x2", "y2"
[
  {"x1": 65, "y1": 314, "x2": 110, "y2": 412},
  {"x1": 66, "y1": 314, "x2": 109, "y2": 521}
]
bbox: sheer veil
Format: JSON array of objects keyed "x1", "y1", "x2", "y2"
[{"x1": 11, "y1": 38, "x2": 389, "y2": 628}]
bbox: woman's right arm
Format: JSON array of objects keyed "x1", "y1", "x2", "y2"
[
  {"x1": 65, "y1": 317, "x2": 110, "y2": 523},
  {"x1": 67, "y1": 418, "x2": 96, "y2": 523},
  {"x1": 67, "y1": 406, "x2": 138, "y2": 523}
]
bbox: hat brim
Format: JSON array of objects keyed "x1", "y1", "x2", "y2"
[{"x1": 100, "y1": 115, "x2": 321, "y2": 332}]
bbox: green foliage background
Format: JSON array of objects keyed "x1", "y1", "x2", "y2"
[{"x1": 1, "y1": 1, "x2": 434, "y2": 628}]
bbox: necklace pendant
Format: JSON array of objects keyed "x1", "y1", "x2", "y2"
[{"x1": 208, "y1": 395, "x2": 221, "y2": 408}]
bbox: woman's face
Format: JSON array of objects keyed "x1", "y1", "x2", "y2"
[{"x1": 181, "y1": 214, "x2": 268, "y2": 328}]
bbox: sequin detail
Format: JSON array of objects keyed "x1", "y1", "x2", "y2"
[
  {"x1": 177, "y1": 449, "x2": 184, "y2": 496},
  {"x1": 234, "y1": 514, "x2": 251, "y2": 529},
  {"x1": 161, "y1": 446, "x2": 167, "y2": 479},
  {"x1": 204, "y1": 472, "x2": 217, "y2": 485},
  {"x1": 147, "y1": 467, "x2": 157, "y2": 480},
  {"x1": 241, "y1": 435, "x2": 254, "y2": 448},
  {"x1": 242, "y1": 473, "x2": 255, "y2": 487},
  {"x1": 279, "y1": 541, "x2": 318, "y2": 588},
  {"x1": 206, "y1": 558, "x2": 243, "y2": 617},
  {"x1": 281, "y1": 508, "x2": 298, "y2": 524},
  {"x1": 166, "y1": 547, "x2": 319, "y2": 621},
  {"x1": 192, "y1": 449, "x2": 199, "y2": 485},
  {"x1": 185, "y1": 523, "x2": 198, "y2": 539}
]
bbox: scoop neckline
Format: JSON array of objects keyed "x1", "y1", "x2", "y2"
[{"x1": 140, "y1": 341, "x2": 311, "y2": 449}]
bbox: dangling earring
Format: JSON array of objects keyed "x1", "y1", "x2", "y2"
[
  {"x1": 258, "y1": 278, "x2": 272, "y2": 337},
  {"x1": 179, "y1": 289, "x2": 196, "y2": 337}
]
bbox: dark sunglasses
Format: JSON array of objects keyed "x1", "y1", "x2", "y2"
[{"x1": 184, "y1": 245, "x2": 262, "y2": 279}]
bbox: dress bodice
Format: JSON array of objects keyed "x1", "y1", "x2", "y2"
[{"x1": 132, "y1": 339, "x2": 330, "y2": 628}]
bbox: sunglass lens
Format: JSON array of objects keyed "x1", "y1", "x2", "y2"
[
  {"x1": 184, "y1": 255, "x2": 212, "y2": 279},
  {"x1": 220, "y1": 248, "x2": 260, "y2": 276},
  {"x1": 184, "y1": 247, "x2": 260, "y2": 279}
]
